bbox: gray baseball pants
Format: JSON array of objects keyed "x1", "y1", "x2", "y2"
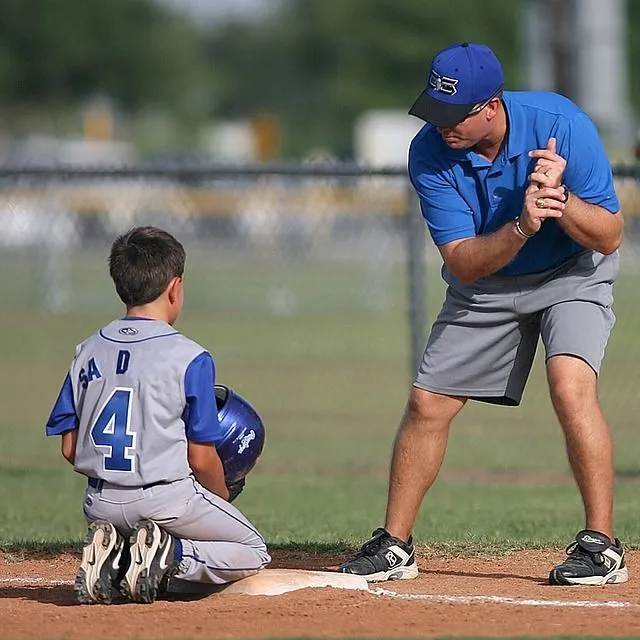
[{"x1": 83, "y1": 475, "x2": 270, "y2": 587}]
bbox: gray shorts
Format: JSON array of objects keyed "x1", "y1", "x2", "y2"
[{"x1": 415, "y1": 250, "x2": 619, "y2": 406}]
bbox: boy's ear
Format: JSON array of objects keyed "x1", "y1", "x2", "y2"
[{"x1": 167, "y1": 276, "x2": 183, "y2": 303}]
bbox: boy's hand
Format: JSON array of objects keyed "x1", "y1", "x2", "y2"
[{"x1": 188, "y1": 441, "x2": 229, "y2": 500}]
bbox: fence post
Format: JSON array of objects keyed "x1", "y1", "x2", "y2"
[{"x1": 405, "y1": 182, "x2": 427, "y2": 377}]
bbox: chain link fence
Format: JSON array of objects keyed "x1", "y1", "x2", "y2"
[
  {"x1": 0, "y1": 166, "x2": 411, "y2": 302},
  {"x1": 1, "y1": 164, "x2": 638, "y2": 352},
  {"x1": 1, "y1": 163, "x2": 639, "y2": 476}
]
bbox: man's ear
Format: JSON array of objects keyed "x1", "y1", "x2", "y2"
[{"x1": 486, "y1": 98, "x2": 501, "y2": 121}]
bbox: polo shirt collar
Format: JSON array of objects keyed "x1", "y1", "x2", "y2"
[{"x1": 444, "y1": 146, "x2": 491, "y2": 169}]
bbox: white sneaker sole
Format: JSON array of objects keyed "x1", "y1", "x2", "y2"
[
  {"x1": 122, "y1": 520, "x2": 163, "y2": 603},
  {"x1": 362, "y1": 561, "x2": 419, "y2": 583},
  {"x1": 122, "y1": 520, "x2": 176, "y2": 603},
  {"x1": 75, "y1": 521, "x2": 122, "y2": 604},
  {"x1": 551, "y1": 566, "x2": 628, "y2": 586}
]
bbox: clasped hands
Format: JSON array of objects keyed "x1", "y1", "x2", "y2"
[{"x1": 519, "y1": 137, "x2": 567, "y2": 236}]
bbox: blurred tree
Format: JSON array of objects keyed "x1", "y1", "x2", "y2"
[
  {"x1": 0, "y1": 0, "x2": 211, "y2": 134},
  {"x1": 628, "y1": 0, "x2": 640, "y2": 118},
  {"x1": 208, "y1": 0, "x2": 523, "y2": 158}
]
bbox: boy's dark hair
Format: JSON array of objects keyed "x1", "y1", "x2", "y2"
[{"x1": 109, "y1": 226, "x2": 185, "y2": 306}]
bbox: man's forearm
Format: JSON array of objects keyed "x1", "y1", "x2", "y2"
[
  {"x1": 444, "y1": 220, "x2": 527, "y2": 283},
  {"x1": 558, "y1": 194, "x2": 622, "y2": 254}
]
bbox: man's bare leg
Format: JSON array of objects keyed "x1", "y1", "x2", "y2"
[
  {"x1": 547, "y1": 355, "x2": 614, "y2": 540},
  {"x1": 384, "y1": 387, "x2": 466, "y2": 542}
]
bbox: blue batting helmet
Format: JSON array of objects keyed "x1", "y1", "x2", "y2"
[{"x1": 214, "y1": 385, "x2": 266, "y2": 484}]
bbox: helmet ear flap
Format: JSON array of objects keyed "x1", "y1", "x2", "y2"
[{"x1": 214, "y1": 385, "x2": 265, "y2": 485}]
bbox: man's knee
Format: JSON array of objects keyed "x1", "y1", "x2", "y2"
[
  {"x1": 548, "y1": 356, "x2": 598, "y2": 414},
  {"x1": 402, "y1": 387, "x2": 464, "y2": 431}
]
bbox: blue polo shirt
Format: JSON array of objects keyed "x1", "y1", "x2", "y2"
[{"x1": 408, "y1": 91, "x2": 620, "y2": 276}]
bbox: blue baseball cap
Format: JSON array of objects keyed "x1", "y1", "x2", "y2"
[{"x1": 409, "y1": 42, "x2": 504, "y2": 128}]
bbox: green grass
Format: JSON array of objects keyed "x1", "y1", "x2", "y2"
[{"x1": 2, "y1": 255, "x2": 640, "y2": 554}]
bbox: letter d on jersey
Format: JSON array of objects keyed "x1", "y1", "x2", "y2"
[{"x1": 116, "y1": 350, "x2": 131, "y2": 375}]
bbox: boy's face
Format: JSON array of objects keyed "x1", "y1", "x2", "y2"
[{"x1": 167, "y1": 276, "x2": 184, "y2": 326}]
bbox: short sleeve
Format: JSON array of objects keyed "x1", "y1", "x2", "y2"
[
  {"x1": 45, "y1": 373, "x2": 79, "y2": 436},
  {"x1": 182, "y1": 351, "x2": 223, "y2": 444},
  {"x1": 555, "y1": 114, "x2": 620, "y2": 213},
  {"x1": 408, "y1": 138, "x2": 476, "y2": 246}
]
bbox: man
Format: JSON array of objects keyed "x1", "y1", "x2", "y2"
[{"x1": 339, "y1": 42, "x2": 625, "y2": 586}]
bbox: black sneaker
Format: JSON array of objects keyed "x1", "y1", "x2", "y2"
[
  {"x1": 121, "y1": 520, "x2": 179, "y2": 603},
  {"x1": 338, "y1": 528, "x2": 418, "y2": 582},
  {"x1": 549, "y1": 529, "x2": 628, "y2": 586},
  {"x1": 75, "y1": 521, "x2": 125, "y2": 605}
]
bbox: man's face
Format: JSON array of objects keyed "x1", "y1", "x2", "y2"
[{"x1": 436, "y1": 98, "x2": 500, "y2": 149}]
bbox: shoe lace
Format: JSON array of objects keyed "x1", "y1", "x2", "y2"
[
  {"x1": 564, "y1": 541, "x2": 604, "y2": 568},
  {"x1": 355, "y1": 529, "x2": 389, "y2": 557}
]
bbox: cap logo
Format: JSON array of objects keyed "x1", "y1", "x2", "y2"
[{"x1": 429, "y1": 70, "x2": 458, "y2": 96}]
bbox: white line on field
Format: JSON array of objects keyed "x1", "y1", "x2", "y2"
[
  {"x1": 1, "y1": 577, "x2": 637, "y2": 609},
  {"x1": 0, "y1": 577, "x2": 73, "y2": 586},
  {"x1": 371, "y1": 586, "x2": 637, "y2": 608}
]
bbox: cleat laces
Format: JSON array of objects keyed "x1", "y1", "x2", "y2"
[{"x1": 562, "y1": 540, "x2": 605, "y2": 571}]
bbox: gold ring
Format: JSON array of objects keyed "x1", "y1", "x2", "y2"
[{"x1": 535, "y1": 198, "x2": 545, "y2": 209}]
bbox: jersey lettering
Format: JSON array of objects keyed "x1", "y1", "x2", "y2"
[
  {"x1": 116, "y1": 350, "x2": 131, "y2": 374},
  {"x1": 79, "y1": 358, "x2": 102, "y2": 388},
  {"x1": 90, "y1": 388, "x2": 136, "y2": 472}
]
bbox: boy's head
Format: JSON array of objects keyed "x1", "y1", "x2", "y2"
[{"x1": 109, "y1": 226, "x2": 185, "y2": 324}]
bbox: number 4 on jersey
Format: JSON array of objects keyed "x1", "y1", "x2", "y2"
[{"x1": 90, "y1": 388, "x2": 136, "y2": 472}]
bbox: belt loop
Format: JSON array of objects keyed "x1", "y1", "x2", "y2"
[{"x1": 88, "y1": 478, "x2": 104, "y2": 491}]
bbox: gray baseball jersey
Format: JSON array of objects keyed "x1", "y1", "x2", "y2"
[
  {"x1": 46, "y1": 317, "x2": 223, "y2": 487},
  {"x1": 46, "y1": 316, "x2": 270, "y2": 586}
]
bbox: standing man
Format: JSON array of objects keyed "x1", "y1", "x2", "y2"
[{"x1": 339, "y1": 42, "x2": 625, "y2": 586}]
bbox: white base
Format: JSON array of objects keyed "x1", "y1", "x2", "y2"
[
  {"x1": 168, "y1": 569, "x2": 370, "y2": 597},
  {"x1": 219, "y1": 569, "x2": 370, "y2": 596}
]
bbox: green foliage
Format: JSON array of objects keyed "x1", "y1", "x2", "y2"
[
  {"x1": 1, "y1": 0, "x2": 638, "y2": 158},
  {"x1": 629, "y1": 0, "x2": 640, "y2": 111},
  {"x1": 208, "y1": 0, "x2": 523, "y2": 157},
  {"x1": 208, "y1": 0, "x2": 640, "y2": 158},
  {"x1": 0, "y1": 0, "x2": 210, "y2": 124}
]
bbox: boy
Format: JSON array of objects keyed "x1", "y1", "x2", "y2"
[{"x1": 45, "y1": 226, "x2": 270, "y2": 604}]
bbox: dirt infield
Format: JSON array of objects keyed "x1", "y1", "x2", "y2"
[{"x1": 2, "y1": 549, "x2": 639, "y2": 638}]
